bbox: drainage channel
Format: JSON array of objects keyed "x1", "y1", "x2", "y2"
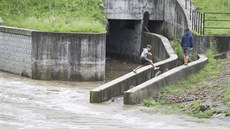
[{"x1": 90, "y1": 33, "x2": 179, "y2": 104}]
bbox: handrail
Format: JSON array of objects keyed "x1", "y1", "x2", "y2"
[{"x1": 202, "y1": 12, "x2": 230, "y2": 35}]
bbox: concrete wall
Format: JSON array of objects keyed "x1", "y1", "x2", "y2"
[
  {"x1": 194, "y1": 35, "x2": 230, "y2": 54},
  {"x1": 149, "y1": 0, "x2": 188, "y2": 40},
  {"x1": 0, "y1": 26, "x2": 106, "y2": 81},
  {"x1": 0, "y1": 26, "x2": 32, "y2": 77},
  {"x1": 124, "y1": 54, "x2": 208, "y2": 105},
  {"x1": 105, "y1": 0, "x2": 188, "y2": 60},
  {"x1": 32, "y1": 32, "x2": 106, "y2": 81},
  {"x1": 104, "y1": 0, "x2": 164, "y2": 20},
  {"x1": 90, "y1": 32, "x2": 178, "y2": 103}
]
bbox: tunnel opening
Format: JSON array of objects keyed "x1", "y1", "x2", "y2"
[
  {"x1": 105, "y1": 12, "x2": 165, "y2": 64},
  {"x1": 106, "y1": 19, "x2": 142, "y2": 62}
]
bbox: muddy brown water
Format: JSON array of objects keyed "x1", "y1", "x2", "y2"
[{"x1": 1, "y1": 59, "x2": 230, "y2": 129}]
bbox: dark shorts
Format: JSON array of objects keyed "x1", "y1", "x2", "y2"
[
  {"x1": 183, "y1": 47, "x2": 192, "y2": 56},
  {"x1": 140, "y1": 57, "x2": 149, "y2": 65}
]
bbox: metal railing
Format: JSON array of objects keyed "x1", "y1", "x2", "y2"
[
  {"x1": 192, "y1": 10, "x2": 203, "y2": 35},
  {"x1": 203, "y1": 12, "x2": 230, "y2": 35}
]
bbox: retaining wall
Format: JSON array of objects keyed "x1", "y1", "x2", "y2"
[
  {"x1": 0, "y1": 26, "x2": 106, "y2": 81},
  {"x1": 124, "y1": 54, "x2": 208, "y2": 105},
  {"x1": 194, "y1": 35, "x2": 230, "y2": 54},
  {"x1": 90, "y1": 32, "x2": 178, "y2": 103}
]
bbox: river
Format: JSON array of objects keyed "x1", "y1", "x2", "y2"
[{"x1": 0, "y1": 59, "x2": 229, "y2": 129}]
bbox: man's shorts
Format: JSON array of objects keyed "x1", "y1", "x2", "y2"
[{"x1": 183, "y1": 47, "x2": 192, "y2": 56}]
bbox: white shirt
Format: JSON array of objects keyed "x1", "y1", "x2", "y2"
[{"x1": 140, "y1": 48, "x2": 149, "y2": 60}]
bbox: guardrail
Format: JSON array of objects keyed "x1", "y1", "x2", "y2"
[
  {"x1": 203, "y1": 12, "x2": 230, "y2": 35},
  {"x1": 191, "y1": 11, "x2": 230, "y2": 35}
]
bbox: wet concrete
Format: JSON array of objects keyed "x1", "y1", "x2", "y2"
[{"x1": 1, "y1": 60, "x2": 230, "y2": 129}]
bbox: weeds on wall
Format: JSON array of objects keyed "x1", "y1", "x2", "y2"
[{"x1": 170, "y1": 39, "x2": 198, "y2": 63}]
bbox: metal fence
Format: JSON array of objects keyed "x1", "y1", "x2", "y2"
[
  {"x1": 192, "y1": 11, "x2": 203, "y2": 35},
  {"x1": 202, "y1": 12, "x2": 230, "y2": 35}
]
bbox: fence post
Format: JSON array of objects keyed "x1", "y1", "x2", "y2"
[
  {"x1": 192, "y1": 10, "x2": 194, "y2": 31},
  {"x1": 200, "y1": 12, "x2": 203, "y2": 35},
  {"x1": 190, "y1": 0, "x2": 192, "y2": 20},
  {"x1": 203, "y1": 13, "x2": 205, "y2": 35}
]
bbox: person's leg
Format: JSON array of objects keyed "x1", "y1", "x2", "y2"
[
  {"x1": 183, "y1": 48, "x2": 189, "y2": 65},
  {"x1": 133, "y1": 65, "x2": 143, "y2": 73},
  {"x1": 184, "y1": 55, "x2": 189, "y2": 65},
  {"x1": 149, "y1": 60, "x2": 159, "y2": 70}
]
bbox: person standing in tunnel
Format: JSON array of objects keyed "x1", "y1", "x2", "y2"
[
  {"x1": 132, "y1": 44, "x2": 159, "y2": 73},
  {"x1": 180, "y1": 28, "x2": 194, "y2": 65}
]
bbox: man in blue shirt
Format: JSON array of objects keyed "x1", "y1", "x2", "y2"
[{"x1": 180, "y1": 29, "x2": 194, "y2": 65}]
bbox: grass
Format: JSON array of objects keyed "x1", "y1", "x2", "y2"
[
  {"x1": 170, "y1": 39, "x2": 198, "y2": 63},
  {"x1": 158, "y1": 50, "x2": 219, "y2": 97},
  {"x1": 192, "y1": 0, "x2": 230, "y2": 35},
  {"x1": 223, "y1": 78, "x2": 230, "y2": 102},
  {"x1": 142, "y1": 50, "x2": 223, "y2": 118},
  {"x1": 0, "y1": 0, "x2": 107, "y2": 32}
]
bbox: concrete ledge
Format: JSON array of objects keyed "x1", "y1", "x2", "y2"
[
  {"x1": 90, "y1": 33, "x2": 178, "y2": 103},
  {"x1": 124, "y1": 54, "x2": 208, "y2": 105},
  {"x1": 0, "y1": 25, "x2": 34, "y2": 36}
]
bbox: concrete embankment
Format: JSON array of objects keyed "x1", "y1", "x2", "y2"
[
  {"x1": 90, "y1": 32, "x2": 208, "y2": 104},
  {"x1": 124, "y1": 54, "x2": 208, "y2": 105},
  {"x1": 90, "y1": 33, "x2": 178, "y2": 103}
]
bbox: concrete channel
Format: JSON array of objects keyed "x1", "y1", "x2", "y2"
[{"x1": 90, "y1": 32, "x2": 208, "y2": 104}]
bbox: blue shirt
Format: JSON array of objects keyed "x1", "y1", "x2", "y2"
[{"x1": 181, "y1": 32, "x2": 193, "y2": 48}]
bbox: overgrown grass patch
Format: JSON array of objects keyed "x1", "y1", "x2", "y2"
[
  {"x1": 142, "y1": 50, "x2": 222, "y2": 118},
  {"x1": 223, "y1": 78, "x2": 230, "y2": 102},
  {"x1": 170, "y1": 39, "x2": 198, "y2": 63},
  {"x1": 142, "y1": 98, "x2": 183, "y2": 114},
  {"x1": 0, "y1": 0, "x2": 107, "y2": 32},
  {"x1": 158, "y1": 49, "x2": 220, "y2": 96}
]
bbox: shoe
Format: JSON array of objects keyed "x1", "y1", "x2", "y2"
[
  {"x1": 154, "y1": 67, "x2": 160, "y2": 70},
  {"x1": 184, "y1": 63, "x2": 188, "y2": 66},
  {"x1": 132, "y1": 69, "x2": 136, "y2": 73}
]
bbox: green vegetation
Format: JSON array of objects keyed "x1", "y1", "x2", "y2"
[
  {"x1": 157, "y1": 50, "x2": 219, "y2": 97},
  {"x1": 223, "y1": 78, "x2": 230, "y2": 102},
  {"x1": 0, "y1": 0, "x2": 107, "y2": 32},
  {"x1": 170, "y1": 39, "x2": 198, "y2": 63},
  {"x1": 142, "y1": 50, "x2": 225, "y2": 118},
  {"x1": 193, "y1": 0, "x2": 230, "y2": 35}
]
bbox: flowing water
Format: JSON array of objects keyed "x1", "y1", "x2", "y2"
[{"x1": 1, "y1": 59, "x2": 230, "y2": 129}]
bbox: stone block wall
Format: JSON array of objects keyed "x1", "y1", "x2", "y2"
[{"x1": 0, "y1": 26, "x2": 32, "y2": 77}]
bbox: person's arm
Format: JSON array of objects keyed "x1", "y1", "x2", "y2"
[
  {"x1": 180, "y1": 36, "x2": 184, "y2": 47},
  {"x1": 190, "y1": 36, "x2": 193, "y2": 48}
]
